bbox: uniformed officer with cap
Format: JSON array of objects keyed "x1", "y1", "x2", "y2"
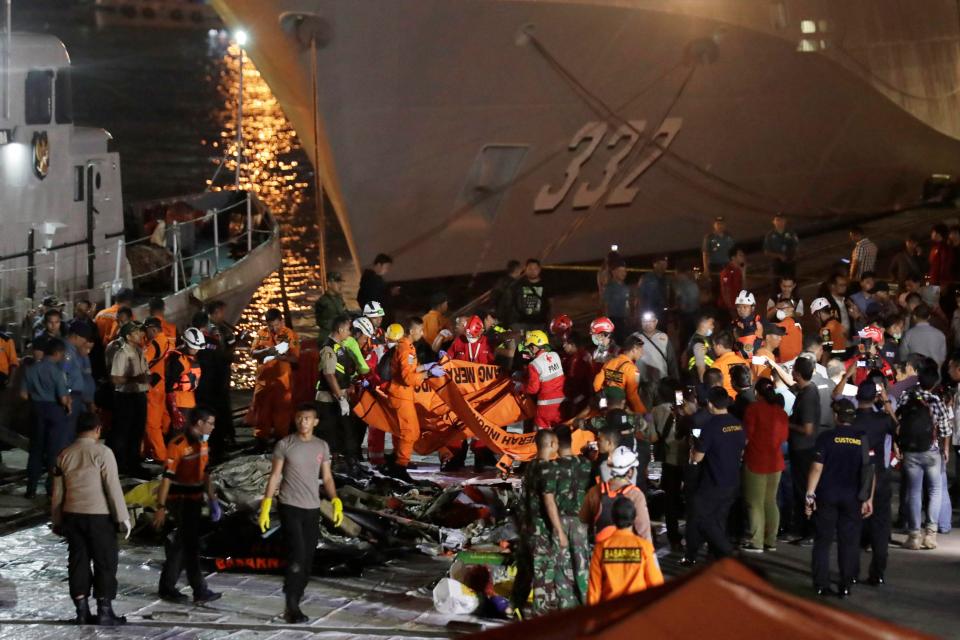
[
  {"x1": 701, "y1": 216, "x2": 735, "y2": 277},
  {"x1": 805, "y1": 398, "x2": 875, "y2": 597},
  {"x1": 682, "y1": 386, "x2": 746, "y2": 565},
  {"x1": 851, "y1": 380, "x2": 897, "y2": 585}
]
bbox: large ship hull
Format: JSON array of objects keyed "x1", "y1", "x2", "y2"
[{"x1": 212, "y1": 0, "x2": 960, "y2": 281}]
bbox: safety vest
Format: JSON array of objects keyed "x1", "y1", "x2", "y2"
[
  {"x1": 684, "y1": 333, "x2": 715, "y2": 370},
  {"x1": 733, "y1": 314, "x2": 763, "y2": 356},
  {"x1": 316, "y1": 337, "x2": 356, "y2": 394},
  {"x1": 169, "y1": 349, "x2": 201, "y2": 408},
  {"x1": 594, "y1": 482, "x2": 642, "y2": 539}
]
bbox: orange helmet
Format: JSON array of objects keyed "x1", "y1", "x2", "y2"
[
  {"x1": 465, "y1": 315, "x2": 484, "y2": 342},
  {"x1": 590, "y1": 316, "x2": 615, "y2": 335},
  {"x1": 549, "y1": 314, "x2": 573, "y2": 337}
]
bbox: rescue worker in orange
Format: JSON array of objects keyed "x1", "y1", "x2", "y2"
[
  {"x1": 811, "y1": 297, "x2": 848, "y2": 360},
  {"x1": 165, "y1": 327, "x2": 206, "y2": 434},
  {"x1": 0, "y1": 327, "x2": 19, "y2": 390},
  {"x1": 143, "y1": 317, "x2": 172, "y2": 461},
  {"x1": 711, "y1": 331, "x2": 749, "y2": 398},
  {"x1": 731, "y1": 290, "x2": 763, "y2": 358},
  {"x1": 580, "y1": 447, "x2": 652, "y2": 541},
  {"x1": 588, "y1": 497, "x2": 663, "y2": 604},
  {"x1": 774, "y1": 298, "x2": 803, "y2": 362},
  {"x1": 153, "y1": 408, "x2": 222, "y2": 605},
  {"x1": 593, "y1": 333, "x2": 646, "y2": 414},
  {"x1": 249, "y1": 308, "x2": 301, "y2": 449},
  {"x1": 148, "y1": 297, "x2": 178, "y2": 342},
  {"x1": 386, "y1": 317, "x2": 446, "y2": 481},
  {"x1": 94, "y1": 289, "x2": 134, "y2": 345}
]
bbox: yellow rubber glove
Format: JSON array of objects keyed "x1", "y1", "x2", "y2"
[
  {"x1": 331, "y1": 497, "x2": 344, "y2": 527},
  {"x1": 258, "y1": 497, "x2": 272, "y2": 533}
]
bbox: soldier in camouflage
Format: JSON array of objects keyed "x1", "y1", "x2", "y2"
[
  {"x1": 512, "y1": 430, "x2": 558, "y2": 614},
  {"x1": 542, "y1": 425, "x2": 593, "y2": 607}
]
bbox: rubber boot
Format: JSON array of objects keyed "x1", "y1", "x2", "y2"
[
  {"x1": 96, "y1": 599, "x2": 126, "y2": 626},
  {"x1": 73, "y1": 597, "x2": 93, "y2": 625},
  {"x1": 922, "y1": 527, "x2": 938, "y2": 550},
  {"x1": 902, "y1": 530, "x2": 922, "y2": 550}
]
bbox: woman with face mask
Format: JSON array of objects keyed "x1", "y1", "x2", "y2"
[{"x1": 766, "y1": 277, "x2": 804, "y2": 321}]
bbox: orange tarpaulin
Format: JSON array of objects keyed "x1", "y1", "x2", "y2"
[
  {"x1": 466, "y1": 558, "x2": 933, "y2": 640},
  {"x1": 354, "y1": 359, "x2": 541, "y2": 463}
]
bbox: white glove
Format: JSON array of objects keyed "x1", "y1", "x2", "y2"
[
  {"x1": 263, "y1": 355, "x2": 276, "y2": 364},
  {"x1": 338, "y1": 396, "x2": 350, "y2": 417},
  {"x1": 275, "y1": 341, "x2": 290, "y2": 355},
  {"x1": 122, "y1": 520, "x2": 131, "y2": 540},
  {"x1": 439, "y1": 329, "x2": 453, "y2": 339}
]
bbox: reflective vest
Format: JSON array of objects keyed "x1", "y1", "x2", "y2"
[
  {"x1": 594, "y1": 482, "x2": 642, "y2": 539},
  {"x1": 316, "y1": 337, "x2": 356, "y2": 394},
  {"x1": 684, "y1": 333, "x2": 715, "y2": 370},
  {"x1": 169, "y1": 349, "x2": 201, "y2": 409}
]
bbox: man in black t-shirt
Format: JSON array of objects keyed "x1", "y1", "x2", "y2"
[
  {"x1": 850, "y1": 381, "x2": 897, "y2": 585},
  {"x1": 789, "y1": 357, "x2": 821, "y2": 544},
  {"x1": 682, "y1": 387, "x2": 746, "y2": 565},
  {"x1": 510, "y1": 258, "x2": 550, "y2": 330},
  {"x1": 805, "y1": 399, "x2": 874, "y2": 597}
]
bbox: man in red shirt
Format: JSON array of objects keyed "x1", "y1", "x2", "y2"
[{"x1": 718, "y1": 246, "x2": 746, "y2": 316}]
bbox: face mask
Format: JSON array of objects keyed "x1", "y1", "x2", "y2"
[
  {"x1": 775, "y1": 309, "x2": 787, "y2": 321},
  {"x1": 466, "y1": 335, "x2": 479, "y2": 344},
  {"x1": 591, "y1": 335, "x2": 604, "y2": 347},
  {"x1": 892, "y1": 333, "x2": 902, "y2": 341},
  {"x1": 201, "y1": 434, "x2": 210, "y2": 443},
  {"x1": 703, "y1": 329, "x2": 713, "y2": 337}
]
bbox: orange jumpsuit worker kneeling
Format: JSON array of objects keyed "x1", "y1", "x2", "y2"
[
  {"x1": 386, "y1": 316, "x2": 446, "y2": 482},
  {"x1": 249, "y1": 308, "x2": 301, "y2": 449},
  {"x1": 588, "y1": 496, "x2": 663, "y2": 605}
]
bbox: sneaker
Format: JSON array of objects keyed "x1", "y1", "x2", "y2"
[
  {"x1": 740, "y1": 543, "x2": 764, "y2": 554},
  {"x1": 158, "y1": 588, "x2": 190, "y2": 604},
  {"x1": 193, "y1": 589, "x2": 222, "y2": 604},
  {"x1": 790, "y1": 536, "x2": 814, "y2": 547},
  {"x1": 902, "y1": 531, "x2": 922, "y2": 550},
  {"x1": 764, "y1": 544, "x2": 777, "y2": 552}
]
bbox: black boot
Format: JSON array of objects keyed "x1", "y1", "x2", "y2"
[
  {"x1": 283, "y1": 593, "x2": 308, "y2": 624},
  {"x1": 74, "y1": 597, "x2": 93, "y2": 625},
  {"x1": 96, "y1": 599, "x2": 126, "y2": 626}
]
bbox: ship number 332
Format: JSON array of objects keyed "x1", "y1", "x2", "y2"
[{"x1": 534, "y1": 117, "x2": 682, "y2": 213}]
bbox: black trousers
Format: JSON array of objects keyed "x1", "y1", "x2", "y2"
[
  {"x1": 63, "y1": 513, "x2": 118, "y2": 600},
  {"x1": 159, "y1": 499, "x2": 207, "y2": 594},
  {"x1": 661, "y1": 463, "x2": 684, "y2": 544},
  {"x1": 812, "y1": 494, "x2": 862, "y2": 588},
  {"x1": 862, "y1": 468, "x2": 892, "y2": 579},
  {"x1": 27, "y1": 401, "x2": 72, "y2": 493},
  {"x1": 686, "y1": 484, "x2": 737, "y2": 560},
  {"x1": 107, "y1": 391, "x2": 147, "y2": 473},
  {"x1": 317, "y1": 401, "x2": 357, "y2": 459},
  {"x1": 790, "y1": 447, "x2": 816, "y2": 538},
  {"x1": 279, "y1": 504, "x2": 320, "y2": 605}
]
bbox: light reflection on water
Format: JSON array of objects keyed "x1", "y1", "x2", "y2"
[{"x1": 206, "y1": 42, "x2": 320, "y2": 388}]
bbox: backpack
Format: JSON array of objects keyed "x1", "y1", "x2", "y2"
[
  {"x1": 896, "y1": 392, "x2": 935, "y2": 453},
  {"x1": 377, "y1": 346, "x2": 395, "y2": 383}
]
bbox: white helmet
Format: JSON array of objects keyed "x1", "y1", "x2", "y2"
[
  {"x1": 608, "y1": 446, "x2": 639, "y2": 477},
  {"x1": 810, "y1": 297, "x2": 831, "y2": 314},
  {"x1": 363, "y1": 301, "x2": 385, "y2": 318},
  {"x1": 352, "y1": 316, "x2": 375, "y2": 338},
  {"x1": 734, "y1": 290, "x2": 756, "y2": 306},
  {"x1": 183, "y1": 327, "x2": 206, "y2": 350}
]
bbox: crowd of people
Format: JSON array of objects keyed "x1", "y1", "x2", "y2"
[{"x1": 3, "y1": 214, "x2": 960, "y2": 623}]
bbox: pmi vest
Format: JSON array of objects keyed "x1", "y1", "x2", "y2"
[{"x1": 530, "y1": 350, "x2": 563, "y2": 382}]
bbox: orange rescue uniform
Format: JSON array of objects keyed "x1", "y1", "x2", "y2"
[
  {"x1": 249, "y1": 325, "x2": 301, "y2": 440},
  {"x1": 712, "y1": 351, "x2": 749, "y2": 398},
  {"x1": 0, "y1": 332, "x2": 19, "y2": 381},
  {"x1": 387, "y1": 337, "x2": 425, "y2": 467},
  {"x1": 94, "y1": 304, "x2": 122, "y2": 344},
  {"x1": 777, "y1": 319, "x2": 803, "y2": 363},
  {"x1": 593, "y1": 354, "x2": 646, "y2": 414},
  {"x1": 821, "y1": 318, "x2": 847, "y2": 357},
  {"x1": 422, "y1": 310, "x2": 450, "y2": 345},
  {"x1": 752, "y1": 346, "x2": 777, "y2": 380},
  {"x1": 143, "y1": 333, "x2": 172, "y2": 460},
  {"x1": 587, "y1": 526, "x2": 664, "y2": 605},
  {"x1": 152, "y1": 313, "x2": 177, "y2": 342},
  {"x1": 163, "y1": 433, "x2": 209, "y2": 501}
]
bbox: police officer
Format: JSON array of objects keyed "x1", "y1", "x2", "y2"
[
  {"x1": 682, "y1": 386, "x2": 745, "y2": 565},
  {"x1": 314, "y1": 271, "x2": 348, "y2": 344},
  {"x1": 22, "y1": 338, "x2": 72, "y2": 498},
  {"x1": 258, "y1": 403, "x2": 343, "y2": 623},
  {"x1": 682, "y1": 314, "x2": 715, "y2": 383},
  {"x1": 315, "y1": 314, "x2": 357, "y2": 464},
  {"x1": 154, "y1": 407, "x2": 222, "y2": 604},
  {"x1": 701, "y1": 216, "x2": 735, "y2": 277},
  {"x1": 762, "y1": 213, "x2": 799, "y2": 284},
  {"x1": 805, "y1": 399, "x2": 875, "y2": 597},
  {"x1": 51, "y1": 413, "x2": 130, "y2": 625},
  {"x1": 850, "y1": 381, "x2": 897, "y2": 585}
]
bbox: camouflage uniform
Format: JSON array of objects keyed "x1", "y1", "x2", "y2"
[
  {"x1": 543, "y1": 455, "x2": 594, "y2": 608},
  {"x1": 513, "y1": 459, "x2": 553, "y2": 612}
]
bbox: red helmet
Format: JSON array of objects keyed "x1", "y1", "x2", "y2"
[
  {"x1": 549, "y1": 314, "x2": 573, "y2": 337},
  {"x1": 465, "y1": 315, "x2": 484, "y2": 340},
  {"x1": 590, "y1": 316, "x2": 615, "y2": 335}
]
